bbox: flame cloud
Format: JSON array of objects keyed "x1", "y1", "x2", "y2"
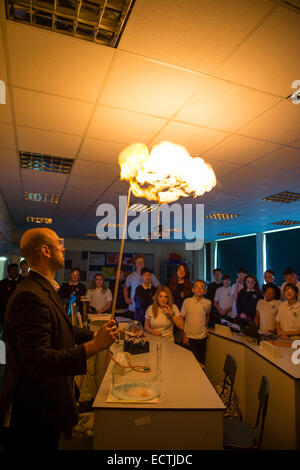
[{"x1": 119, "y1": 141, "x2": 217, "y2": 203}]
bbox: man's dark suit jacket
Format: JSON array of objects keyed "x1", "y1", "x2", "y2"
[{"x1": 0, "y1": 271, "x2": 94, "y2": 437}]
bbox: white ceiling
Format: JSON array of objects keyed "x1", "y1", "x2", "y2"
[{"x1": 0, "y1": 0, "x2": 300, "y2": 243}]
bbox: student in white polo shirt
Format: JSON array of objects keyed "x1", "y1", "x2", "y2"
[
  {"x1": 255, "y1": 283, "x2": 281, "y2": 333},
  {"x1": 214, "y1": 274, "x2": 233, "y2": 318},
  {"x1": 280, "y1": 267, "x2": 300, "y2": 301},
  {"x1": 181, "y1": 280, "x2": 211, "y2": 365},
  {"x1": 276, "y1": 283, "x2": 300, "y2": 340}
]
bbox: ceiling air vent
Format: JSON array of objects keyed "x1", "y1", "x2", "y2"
[
  {"x1": 263, "y1": 191, "x2": 300, "y2": 203},
  {"x1": 6, "y1": 0, "x2": 136, "y2": 47},
  {"x1": 20, "y1": 151, "x2": 73, "y2": 174}
]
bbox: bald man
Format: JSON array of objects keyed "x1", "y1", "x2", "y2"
[{"x1": 0, "y1": 228, "x2": 117, "y2": 450}]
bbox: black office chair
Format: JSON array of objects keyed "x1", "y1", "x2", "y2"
[
  {"x1": 221, "y1": 354, "x2": 238, "y2": 410},
  {"x1": 223, "y1": 375, "x2": 270, "y2": 449}
]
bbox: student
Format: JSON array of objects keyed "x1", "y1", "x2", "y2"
[
  {"x1": 109, "y1": 270, "x2": 128, "y2": 315},
  {"x1": 19, "y1": 259, "x2": 30, "y2": 281},
  {"x1": 168, "y1": 263, "x2": 193, "y2": 311},
  {"x1": 205, "y1": 268, "x2": 223, "y2": 326},
  {"x1": 86, "y1": 273, "x2": 112, "y2": 314},
  {"x1": 263, "y1": 269, "x2": 276, "y2": 286},
  {"x1": 181, "y1": 280, "x2": 211, "y2": 365},
  {"x1": 0, "y1": 263, "x2": 21, "y2": 326},
  {"x1": 237, "y1": 274, "x2": 262, "y2": 321},
  {"x1": 58, "y1": 267, "x2": 86, "y2": 310},
  {"x1": 276, "y1": 284, "x2": 300, "y2": 340},
  {"x1": 144, "y1": 286, "x2": 183, "y2": 342},
  {"x1": 231, "y1": 268, "x2": 248, "y2": 318},
  {"x1": 214, "y1": 274, "x2": 233, "y2": 318},
  {"x1": 280, "y1": 268, "x2": 300, "y2": 301},
  {"x1": 255, "y1": 283, "x2": 281, "y2": 333},
  {"x1": 134, "y1": 267, "x2": 157, "y2": 325},
  {"x1": 124, "y1": 255, "x2": 160, "y2": 319},
  {"x1": 168, "y1": 263, "x2": 192, "y2": 344}
]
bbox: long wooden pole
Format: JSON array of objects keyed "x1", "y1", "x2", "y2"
[{"x1": 110, "y1": 187, "x2": 131, "y2": 319}]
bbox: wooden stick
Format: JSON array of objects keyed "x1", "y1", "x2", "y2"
[{"x1": 110, "y1": 187, "x2": 131, "y2": 320}]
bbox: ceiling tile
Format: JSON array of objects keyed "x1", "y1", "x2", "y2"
[
  {"x1": 17, "y1": 126, "x2": 81, "y2": 158},
  {"x1": 220, "y1": 165, "x2": 278, "y2": 185},
  {"x1": 67, "y1": 175, "x2": 112, "y2": 191},
  {"x1": 119, "y1": 0, "x2": 274, "y2": 74},
  {"x1": 251, "y1": 146, "x2": 300, "y2": 170},
  {"x1": 78, "y1": 138, "x2": 124, "y2": 165},
  {"x1": 0, "y1": 149, "x2": 19, "y2": 167},
  {"x1": 100, "y1": 51, "x2": 203, "y2": 118},
  {"x1": 0, "y1": 89, "x2": 13, "y2": 124},
  {"x1": 204, "y1": 135, "x2": 280, "y2": 164},
  {"x1": 72, "y1": 160, "x2": 119, "y2": 179},
  {"x1": 13, "y1": 88, "x2": 93, "y2": 135},
  {"x1": 87, "y1": 105, "x2": 167, "y2": 143},
  {"x1": 288, "y1": 138, "x2": 300, "y2": 149},
  {"x1": 216, "y1": 5, "x2": 300, "y2": 96},
  {"x1": 0, "y1": 123, "x2": 15, "y2": 149},
  {"x1": 0, "y1": 166, "x2": 19, "y2": 180},
  {"x1": 21, "y1": 169, "x2": 68, "y2": 193},
  {"x1": 0, "y1": 25, "x2": 7, "y2": 83},
  {"x1": 239, "y1": 100, "x2": 300, "y2": 144},
  {"x1": 150, "y1": 121, "x2": 228, "y2": 154},
  {"x1": 204, "y1": 158, "x2": 241, "y2": 180},
  {"x1": 175, "y1": 77, "x2": 279, "y2": 132},
  {"x1": 7, "y1": 22, "x2": 115, "y2": 102},
  {"x1": 61, "y1": 187, "x2": 100, "y2": 204}
]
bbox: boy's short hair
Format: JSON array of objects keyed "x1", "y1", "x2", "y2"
[
  {"x1": 141, "y1": 267, "x2": 151, "y2": 275},
  {"x1": 283, "y1": 283, "x2": 299, "y2": 295},
  {"x1": 193, "y1": 279, "x2": 206, "y2": 288},
  {"x1": 265, "y1": 269, "x2": 275, "y2": 276},
  {"x1": 8, "y1": 263, "x2": 18, "y2": 271},
  {"x1": 222, "y1": 274, "x2": 231, "y2": 281},
  {"x1": 20, "y1": 259, "x2": 28, "y2": 266},
  {"x1": 71, "y1": 267, "x2": 80, "y2": 274},
  {"x1": 283, "y1": 267, "x2": 297, "y2": 276},
  {"x1": 134, "y1": 254, "x2": 145, "y2": 262},
  {"x1": 237, "y1": 267, "x2": 247, "y2": 274},
  {"x1": 262, "y1": 282, "x2": 281, "y2": 299},
  {"x1": 213, "y1": 268, "x2": 222, "y2": 274}
]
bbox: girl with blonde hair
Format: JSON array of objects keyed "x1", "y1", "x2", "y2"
[{"x1": 144, "y1": 286, "x2": 183, "y2": 341}]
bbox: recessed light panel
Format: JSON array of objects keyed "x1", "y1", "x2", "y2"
[
  {"x1": 216, "y1": 232, "x2": 238, "y2": 236},
  {"x1": 205, "y1": 212, "x2": 239, "y2": 220},
  {"x1": 20, "y1": 151, "x2": 73, "y2": 174},
  {"x1": 6, "y1": 0, "x2": 136, "y2": 48},
  {"x1": 25, "y1": 192, "x2": 60, "y2": 204},
  {"x1": 271, "y1": 220, "x2": 300, "y2": 226},
  {"x1": 263, "y1": 191, "x2": 300, "y2": 204},
  {"x1": 26, "y1": 216, "x2": 53, "y2": 224}
]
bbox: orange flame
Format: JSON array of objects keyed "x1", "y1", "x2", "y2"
[{"x1": 119, "y1": 141, "x2": 216, "y2": 203}]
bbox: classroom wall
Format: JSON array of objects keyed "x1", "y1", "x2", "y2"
[
  {"x1": 57, "y1": 238, "x2": 205, "y2": 285},
  {"x1": 0, "y1": 191, "x2": 14, "y2": 279},
  {"x1": 266, "y1": 228, "x2": 300, "y2": 285}
]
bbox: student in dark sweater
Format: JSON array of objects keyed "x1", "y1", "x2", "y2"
[
  {"x1": 134, "y1": 267, "x2": 157, "y2": 325},
  {"x1": 58, "y1": 267, "x2": 86, "y2": 312},
  {"x1": 168, "y1": 263, "x2": 193, "y2": 344},
  {"x1": 0, "y1": 264, "x2": 21, "y2": 327},
  {"x1": 205, "y1": 268, "x2": 223, "y2": 326},
  {"x1": 237, "y1": 274, "x2": 262, "y2": 321}
]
